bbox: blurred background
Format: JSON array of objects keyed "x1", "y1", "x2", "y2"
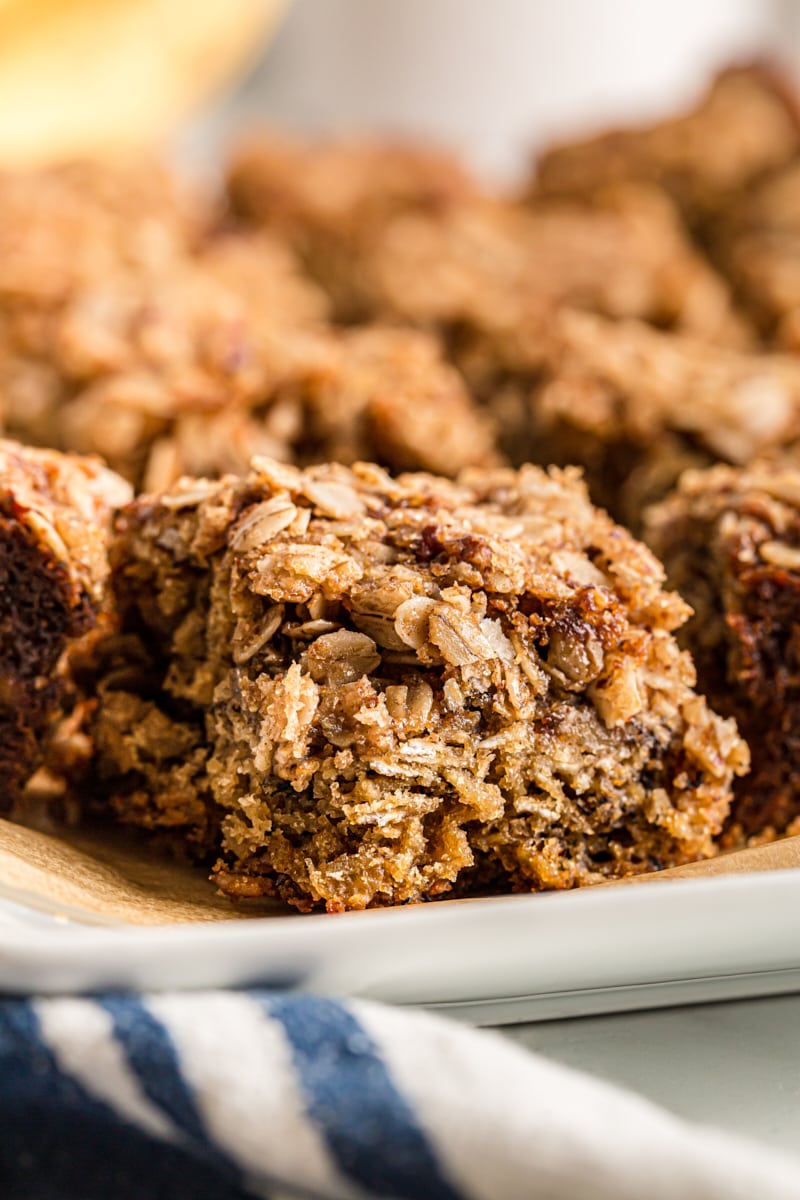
[
  {"x1": 1, "y1": 0, "x2": 797, "y2": 177},
  {"x1": 184, "y1": 0, "x2": 800, "y2": 179}
]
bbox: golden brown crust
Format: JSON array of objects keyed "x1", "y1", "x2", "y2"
[
  {"x1": 88, "y1": 458, "x2": 747, "y2": 911},
  {"x1": 228, "y1": 136, "x2": 750, "y2": 381},
  {"x1": 227, "y1": 136, "x2": 755, "y2": 491},
  {"x1": 365, "y1": 185, "x2": 751, "y2": 361}
]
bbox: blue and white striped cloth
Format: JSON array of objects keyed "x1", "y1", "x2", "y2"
[{"x1": 3, "y1": 990, "x2": 800, "y2": 1200}]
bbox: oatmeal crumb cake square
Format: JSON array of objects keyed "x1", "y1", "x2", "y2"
[
  {"x1": 523, "y1": 309, "x2": 800, "y2": 525},
  {"x1": 0, "y1": 160, "x2": 496, "y2": 490},
  {"x1": 647, "y1": 461, "x2": 800, "y2": 841},
  {"x1": 711, "y1": 160, "x2": 800, "y2": 345},
  {"x1": 226, "y1": 134, "x2": 480, "y2": 322},
  {"x1": 531, "y1": 63, "x2": 800, "y2": 225},
  {"x1": 0, "y1": 439, "x2": 130, "y2": 804},
  {"x1": 227, "y1": 137, "x2": 750, "y2": 372},
  {"x1": 87, "y1": 458, "x2": 747, "y2": 911},
  {"x1": 8, "y1": 71, "x2": 800, "y2": 900}
]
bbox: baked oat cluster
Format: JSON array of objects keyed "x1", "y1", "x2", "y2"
[
  {"x1": 4, "y1": 62, "x2": 800, "y2": 907},
  {"x1": 227, "y1": 68, "x2": 800, "y2": 527},
  {"x1": 87, "y1": 459, "x2": 746, "y2": 910}
]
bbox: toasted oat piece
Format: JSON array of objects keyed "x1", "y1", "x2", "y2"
[
  {"x1": 532, "y1": 64, "x2": 800, "y2": 223},
  {"x1": 89, "y1": 458, "x2": 747, "y2": 911},
  {"x1": 646, "y1": 461, "x2": 800, "y2": 838},
  {"x1": 0, "y1": 439, "x2": 131, "y2": 804},
  {"x1": 522, "y1": 309, "x2": 800, "y2": 523}
]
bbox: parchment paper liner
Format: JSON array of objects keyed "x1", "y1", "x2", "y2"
[{"x1": 0, "y1": 817, "x2": 797, "y2": 927}]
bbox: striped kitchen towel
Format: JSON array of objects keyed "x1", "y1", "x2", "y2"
[{"x1": 2, "y1": 990, "x2": 799, "y2": 1200}]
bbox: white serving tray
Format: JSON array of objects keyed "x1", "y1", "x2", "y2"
[{"x1": 0, "y1": 869, "x2": 799, "y2": 1024}]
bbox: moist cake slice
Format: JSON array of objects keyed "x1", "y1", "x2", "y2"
[
  {"x1": 647, "y1": 461, "x2": 800, "y2": 840},
  {"x1": 227, "y1": 134, "x2": 479, "y2": 321},
  {"x1": 0, "y1": 439, "x2": 130, "y2": 804},
  {"x1": 532, "y1": 63, "x2": 800, "y2": 224},
  {"x1": 522, "y1": 309, "x2": 800, "y2": 525},
  {"x1": 88, "y1": 458, "x2": 747, "y2": 911}
]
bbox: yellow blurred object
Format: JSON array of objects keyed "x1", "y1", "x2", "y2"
[{"x1": 0, "y1": 0, "x2": 289, "y2": 163}]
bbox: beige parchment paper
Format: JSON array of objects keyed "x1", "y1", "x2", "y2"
[
  {"x1": 0, "y1": 815, "x2": 798, "y2": 926},
  {"x1": 0, "y1": 819, "x2": 284, "y2": 925}
]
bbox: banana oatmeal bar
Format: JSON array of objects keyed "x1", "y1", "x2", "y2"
[
  {"x1": 227, "y1": 135, "x2": 480, "y2": 321},
  {"x1": 0, "y1": 162, "x2": 495, "y2": 488},
  {"x1": 532, "y1": 64, "x2": 800, "y2": 226},
  {"x1": 647, "y1": 462, "x2": 800, "y2": 840},
  {"x1": 88, "y1": 458, "x2": 747, "y2": 911},
  {"x1": 711, "y1": 160, "x2": 800, "y2": 344},
  {"x1": 354, "y1": 186, "x2": 751, "y2": 417},
  {"x1": 523, "y1": 309, "x2": 800, "y2": 524},
  {"x1": 0, "y1": 439, "x2": 130, "y2": 804},
  {"x1": 228, "y1": 139, "x2": 749, "y2": 362}
]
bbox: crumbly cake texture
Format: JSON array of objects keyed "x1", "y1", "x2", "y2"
[
  {"x1": 4, "y1": 262, "x2": 496, "y2": 489},
  {"x1": 532, "y1": 64, "x2": 800, "y2": 224},
  {"x1": 523, "y1": 309, "x2": 800, "y2": 524},
  {"x1": 646, "y1": 462, "x2": 800, "y2": 839},
  {"x1": 270, "y1": 326, "x2": 499, "y2": 481},
  {"x1": 226, "y1": 134, "x2": 766, "y2": 495},
  {"x1": 88, "y1": 458, "x2": 747, "y2": 912},
  {"x1": 0, "y1": 160, "x2": 496, "y2": 488},
  {"x1": 0, "y1": 439, "x2": 131, "y2": 804},
  {"x1": 1, "y1": 234, "x2": 326, "y2": 482}
]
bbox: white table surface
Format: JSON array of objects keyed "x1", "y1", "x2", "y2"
[{"x1": 499, "y1": 995, "x2": 800, "y2": 1156}]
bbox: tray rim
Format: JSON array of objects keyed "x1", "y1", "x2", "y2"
[{"x1": 0, "y1": 867, "x2": 798, "y2": 1019}]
